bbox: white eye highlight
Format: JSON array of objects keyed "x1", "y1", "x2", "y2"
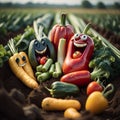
[
  {"x1": 74, "y1": 33, "x2": 80, "y2": 39},
  {"x1": 81, "y1": 35, "x2": 87, "y2": 40}
]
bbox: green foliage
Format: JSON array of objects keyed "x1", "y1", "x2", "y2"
[
  {"x1": 96, "y1": 2, "x2": 106, "y2": 9},
  {"x1": 0, "y1": 44, "x2": 10, "y2": 67},
  {"x1": 81, "y1": 0, "x2": 93, "y2": 8},
  {"x1": 113, "y1": 2, "x2": 120, "y2": 9}
]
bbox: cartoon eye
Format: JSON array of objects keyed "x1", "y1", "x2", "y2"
[
  {"x1": 41, "y1": 39, "x2": 46, "y2": 46},
  {"x1": 22, "y1": 56, "x2": 26, "y2": 62},
  {"x1": 81, "y1": 35, "x2": 87, "y2": 40},
  {"x1": 15, "y1": 58, "x2": 20, "y2": 64},
  {"x1": 34, "y1": 40, "x2": 40, "y2": 47},
  {"x1": 74, "y1": 33, "x2": 80, "y2": 39}
]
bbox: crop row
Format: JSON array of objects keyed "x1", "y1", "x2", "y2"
[
  {"x1": 80, "y1": 14, "x2": 120, "y2": 35},
  {"x1": 0, "y1": 12, "x2": 42, "y2": 37}
]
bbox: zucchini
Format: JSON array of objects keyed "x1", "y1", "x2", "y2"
[
  {"x1": 44, "y1": 38, "x2": 56, "y2": 62},
  {"x1": 28, "y1": 40, "x2": 38, "y2": 68}
]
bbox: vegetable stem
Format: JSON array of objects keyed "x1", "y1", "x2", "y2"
[
  {"x1": 102, "y1": 83, "x2": 114, "y2": 98},
  {"x1": 90, "y1": 67, "x2": 109, "y2": 81},
  {"x1": 8, "y1": 39, "x2": 18, "y2": 55},
  {"x1": 83, "y1": 23, "x2": 91, "y2": 34},
  {"x1": 61, "y1": 14, "x2": 66, "y2": 26}
]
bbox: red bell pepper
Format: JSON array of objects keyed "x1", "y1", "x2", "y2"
[
  {"x1": 49, "y1": 14, "x2": 74, "y2": 52},
  {"x1": 60, "y1": 70, "x2": 91, "y2": 86},
  {"x1": 62, "y1": 33, "x2": 94, "y2": 74}
]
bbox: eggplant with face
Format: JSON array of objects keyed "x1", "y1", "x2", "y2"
[
  {"x1": 28, "y1": 20, "x2": 56, "y2": 68},
  {"x1": 28, "y1": 37, "x2": 56, "y2": 68}
]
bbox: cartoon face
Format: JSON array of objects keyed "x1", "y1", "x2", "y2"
[
  {"x1": 14, "y1": 53, "x2": 26, "y2": 67},
  {"x1": 73, "y1": 33, "x2": 89, "y2": 48},
  {"x1": 34, "y1": 39, "x2": 47, "y2": 55}
]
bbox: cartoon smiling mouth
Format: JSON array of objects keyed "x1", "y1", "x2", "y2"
[
  {"x1": 74, "y1": 42, "x2": 87, "y2": 47},
  {"x1": 35, "y1": 47, "x2": 47, "y2": 54},
  {"x1": 19, "y1": 62, "x2": 26, "y2": 67}
]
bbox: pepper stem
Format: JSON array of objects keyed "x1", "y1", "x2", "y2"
[
  {"x1": 83, "y1": 23, "x2": 91, "y2": 34},
  {"x1": 102, "y1": 83, "x2": 114, "y2": 98},
  {"x1": 61, "y1": 14, "x2": 66, "y2": 26},
  {"x1": 44, "y1": 86, "x2": 53, "y2": 95}
]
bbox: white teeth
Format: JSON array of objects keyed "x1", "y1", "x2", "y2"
[
  {"x1": 74, "y1": 42, "x2": 87, "y2": 47},
  {"x1": 19, "y1": 63, "x2": 26, "y2": 67},
  {"x1": 35, "y1": 47, "x2": 47, "y2": 54}
]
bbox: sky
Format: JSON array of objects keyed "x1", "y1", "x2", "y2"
[{"x1": 0, "y1": 0, "x2": 120, "y2": 5}]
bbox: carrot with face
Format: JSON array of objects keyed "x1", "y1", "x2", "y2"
[
  {"x1": 8, "y1": 39, "x2": 38, "y2": 89},
  {"x1": 19, "y1": 52, "x2": 36, "y2": 80}
]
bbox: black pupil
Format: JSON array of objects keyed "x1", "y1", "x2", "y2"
[
  {"x1": 76, "y1": 34, "x2": 79, "y2": 37},
  {"x1": 15, "y1": 58, "x2": 19, "y2": 63},
  {"x1": 22, "y1": 56, "x2": 26, "y2": 61},
  {"x1": 83, "y1": 36, "x2": 86, "y2": 38}
]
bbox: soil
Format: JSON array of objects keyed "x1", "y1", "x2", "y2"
[{"x1": 0, "y1": 24, "x2": 120, "y2": 120}]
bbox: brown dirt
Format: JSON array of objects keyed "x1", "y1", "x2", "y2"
[{"x1": 0, "y1": 26, "x2": 120, "y2": 120}]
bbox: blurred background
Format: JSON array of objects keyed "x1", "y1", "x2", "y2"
[{"x1": 0, "y1": 0, "x2": 120, "y2": 43}]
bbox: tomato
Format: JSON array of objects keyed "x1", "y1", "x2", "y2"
[
  {"x1": 72, "y1": 51, "x2": 82, "y2": 59},
  {"x1": 87, "y1": 81, "x2": 103, "y2": 95},
  {"x1": 40, "y1": 56, "x2": 48, "y2": 65},
  {"x1": 85, "y1": 91, "x2": 108, "y2": 114}
]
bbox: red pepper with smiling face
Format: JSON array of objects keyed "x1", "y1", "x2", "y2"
[
  {"x1": 49, "y1": 14, "x2": 74, "y2": 52},
  {"x1": 62, "y1": 33, "x2": 94, "y2": 74}
]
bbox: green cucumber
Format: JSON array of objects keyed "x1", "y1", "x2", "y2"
[
  {"x1": 42, "y1": 58, "x2": 53, "y2": 72},
  {"x1": 35, "y1": 72, "x2": 42, "y2": 77},
  {"x1": 37, "y1": 72, "x2": 51, "y2": 82},
  {"x1": 49, "y1": 64, "x2": 55, "y2": 75},
  {"x1": 36, "y1": 64, "x2": 43, "y2": 72}
]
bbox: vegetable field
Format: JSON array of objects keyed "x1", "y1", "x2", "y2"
[{"x1": 0, "y1": 8, "x2": 120, "y2": 120}]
